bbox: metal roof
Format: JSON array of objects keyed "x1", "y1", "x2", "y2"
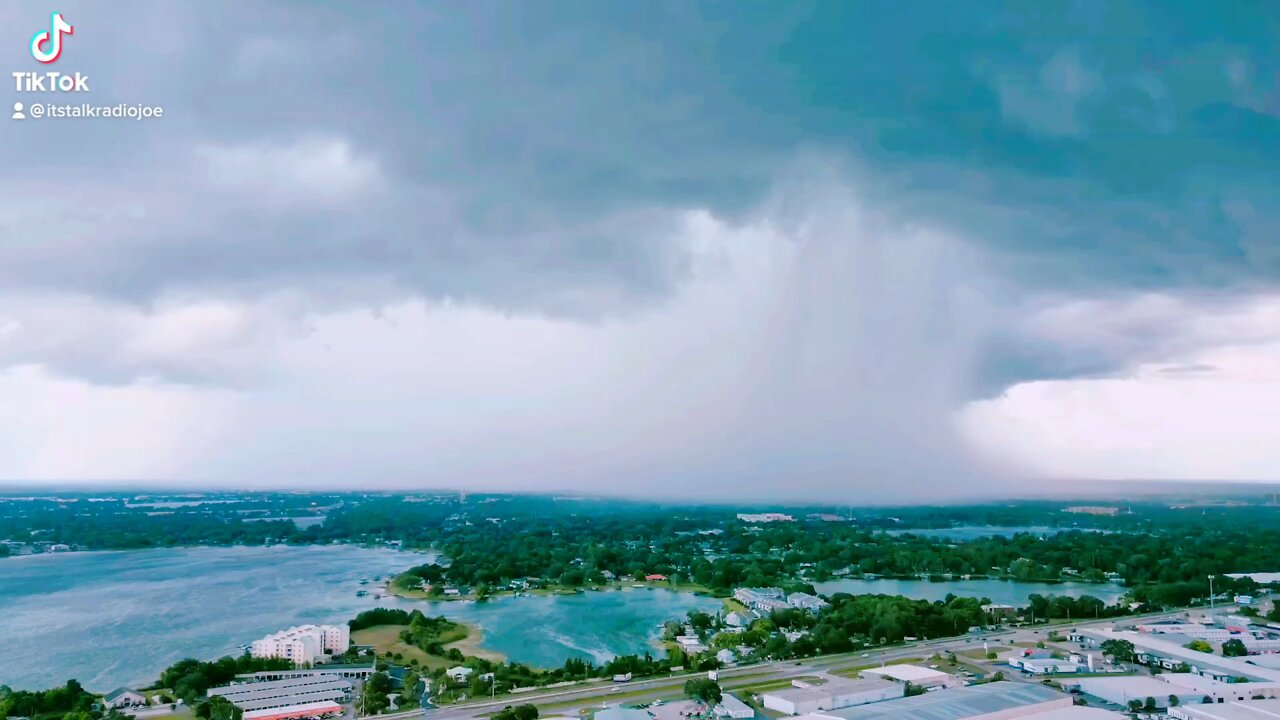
[{"x1": 817, "y1": 682, "x2": 1068, "y2": 720}]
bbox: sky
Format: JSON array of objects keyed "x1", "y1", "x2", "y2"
[{"x1": 0, "y1": 1, "x2": 1278, "y2": 500}]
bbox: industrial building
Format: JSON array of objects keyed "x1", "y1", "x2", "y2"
[
  {"x1": 208, "y1": 675, "x2": 353, "y2": 712},
  {"x1": 859, "y1": 664, "x2": 957, "y2": 689},
  {"x1": 1172, "y1": 699, "x2": 1280, "y2": 719},
  {"x1": 1063, "y1": 672, "x2": 1280, "y2": 707},
  {"x1": 799, "y1": 682, "x2": 1093, "y2": 720},
  {"x1": 761, "y1": 677, "x2": 903, "y2": 715},
  {"x1": 242, "y1": 700, "x2": 344, "y2": 720},
  {"x1": 715, "y1": 694, "x2": 755, "y2": 719},
  {"x1": 1076, "y1": 629, "x2": 1280, "y2": 683}
]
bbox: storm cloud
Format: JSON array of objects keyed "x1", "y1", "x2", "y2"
[{"x1": 1, "y1": 2, "x2": 1279, "y2": 496}]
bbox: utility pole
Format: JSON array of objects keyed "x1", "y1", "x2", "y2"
[{"x1": 1209, "y1": 575, "x2": 1216, "y2": 616}]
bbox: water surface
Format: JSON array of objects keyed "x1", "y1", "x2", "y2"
[
  {"x1": 883, "y1": 526, "x2": 1107, "y2": 541},
  {"x1": 0, "y1": 546, "x2": 716, "y2": 691},
  {"x1": 813, "y1": 577, "x2": 1126, "y2": 606}
]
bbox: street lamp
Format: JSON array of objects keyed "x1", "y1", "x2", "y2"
[{"x1": 1208, "y1": 575, "x2": 1216, "y2": 615}]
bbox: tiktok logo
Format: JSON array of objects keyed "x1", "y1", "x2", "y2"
[{"x1": 31, "y1": 12, "x2": 74, "y2": 64}]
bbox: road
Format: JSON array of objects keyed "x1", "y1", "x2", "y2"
[{"x1": 368, "y1": 603, "x2": 1218, "y2": 720}]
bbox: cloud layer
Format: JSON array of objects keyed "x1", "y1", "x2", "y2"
[{"x1": 1, "y1": 2, "x2": 1278, "y2": 496}]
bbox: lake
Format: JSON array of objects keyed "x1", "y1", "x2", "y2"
[
  {"x1": 813, "y1": 577, "x2": 1126, "y2": 606},
  {"x1": 0, "y1": 546, "x2": 718, "y2": 692}
]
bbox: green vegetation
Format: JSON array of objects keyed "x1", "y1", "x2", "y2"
[
  {"x1": 0, "y1": 680, "x2": 96, "y2": 720},
  {"x1": 492, "y1": 705, "x2": 538, "y2": 720},
  {"x1": 5, "y1": 493, "x2": 1279, "y2": 618},
  {"x1": 362, "y1": 672, "x2": 394, "y2": 715},
  {"x1": 1222, "y1": 638, "x2": 1248, "y2": 657},
  {"x1": 156, "y1": 655, "x2": 293, "y2": 705},
  {"x1": 1100, "y1": 639, "x2": 1136, "y2": 663},
  {"x1": 196, "y1": 696, "x2": 243, "y2": 720},
  {"x1": 683, "y1": 678, "x2": 722, "y2": 704},
  {"x1": 9, "y1": 492, "x2": 1280, "y2": 713},
  {"x1": 350, "y1": 607, "x2": 419, "y2": 631},
  {"x1": 1185, "y1": 639, "x2": 1212, "y2": 653}
]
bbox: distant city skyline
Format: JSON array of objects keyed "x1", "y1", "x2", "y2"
[{"x1": 1, "y1": 2, "x2": 1278, "y2": 498}]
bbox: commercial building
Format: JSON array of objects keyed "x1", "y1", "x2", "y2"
[
  {"x1": 242, "y1": 701, "x2": 344, "y2": 720},
  {"x1": 983, "y1": 604, "x2": 1018, "y2": 621},
  {"x1": 250, "y1": 625, "x2": 350, "y2": 666},
  {"x1": 1077, "y1": 629, "x2": 1280, "y2": 682},
  {"x1": 208, "y1": 676, "x2": 353, "y2": 712},
  {"x1": 715, "y1": 694, "x2": 755, "y2": 719},
  {"x1": 859, "y1": 664, "x2": 957, "y2": 689},
  {"x1": 800, "y1": 682, "x2": 1081, "y2": 720},
  {"x1": 1063, "y1": 672, "x2": 1280, "y2": 707},
  {"x1": 736, "y1": 514, "x2": 794, "y2": 523},
  {"x1": 595, "y1": 708, "x2": 653, "y2": 720},
  {"x1": 1011, "y1": 657, "x2": 1088, "y2": 675},
  {"x1": 1172, "y1": 699, "x2": 1280, "y2": 719},
  {"x1": 1007, "y1": 650, "x2": 1090, "y2": 675},
  {"x1": 761, "y1": 678, "x2": 902, "y2": 715}
]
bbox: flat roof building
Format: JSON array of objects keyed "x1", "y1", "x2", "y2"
[
  {"x1": 859, "y1": 664, "x2": 957, "y2": 688},
  {"x1": 1172, "y1": 699, "x2": 1280, "y2": 720},
  {"x1": 595, "y1": 708, "x2": 653, "y2": 720},
  {"x1": 715, "y1": 694, "x2": 755, "y2": 719},
  {"x1": 762, "y1": 678, "x2": 902, "y2": 715},
  {"x1": 208, "y1": 676, "x2": 353, "y2": 712},
  {"x1": 1078, "y1": 629, "x2": 1280, "y2": 683},
  {"x1": 805, "y1": 682, "x2": 1072, "y2": 720},
  {"x1": 242, "y1": 701, "x2": 344, "y2": 720},
  {"x1": 250, "y1": 625, "x2": 350, "y2": 667}
]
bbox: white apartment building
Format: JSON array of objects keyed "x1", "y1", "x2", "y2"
[{"x1": 251, "y1": 625, "x2": 350, "y2": 666}]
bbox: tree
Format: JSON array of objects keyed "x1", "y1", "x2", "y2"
[
  {"x1": 363, "y1": 672, "x2": 394, "y2": 715},
  {"x1": 402, "y1": 669, "x2": 421, "y2": 705},
  {"x1": 683, "y1": 678, "x2": 722, "y2": 705},
  {"x1": 1101, "y1": 639, "x2": 1136, "y2": 663},
  {"x1": 493, "y1": 705, "x2": 538, "y2": 720},
  {"x1": 205, "y1": 696, "x2": 243, "y2": 720},
  {"x1": 1169, "y1": 695, "x2": 1180, "y2": 707},
  {"x1": 1222, "y1": 639, "x2": 1248, "y2": 657},
  {"x1": 1185, "y1": 640, "x2": 1213, "y2": 653},
  {"x1": 1143, "y1": 696, "x2": 1157, "y2": 712}
]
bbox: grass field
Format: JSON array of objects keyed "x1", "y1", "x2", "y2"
[
  {"x1": 959, "y1": 646, "x2": 1008, "y2": 659},
  {"x1": 352, "y1": 624, "x2": 444, "y2": 668}
]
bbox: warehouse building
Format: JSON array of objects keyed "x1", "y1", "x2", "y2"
[
  {"x1": 859, "y1": 664, "x2": 958, "y2": 689},
  {"x1": 208, "y1": 676, "x2": 353, "y2": 712},
  {"x1": 1172, "y1": 699, "x2": 1280, "y2": 719},
  {"x1": 800, "y1": 682, "x2": 1088, "y2": 720},
  {"x1": 761, "y1": 678, "x2": 903, "y2": 715},
  {"x1": 1077, "y1": 629, "x2": 1280, "y2": 683},
  {"x1": 242, "y1": 701, "x2": 344, "y2": 720}
]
